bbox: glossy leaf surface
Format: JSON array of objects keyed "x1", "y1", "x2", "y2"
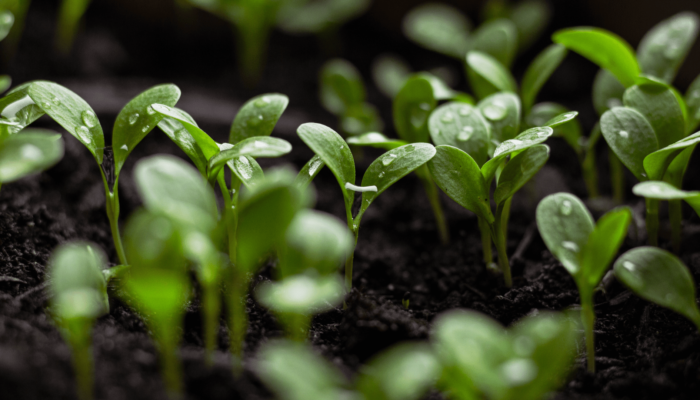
[
  {"x1": 521, "y1": 44, "x2": 567, "y2": 112},
  {"x1": 623, "y1": 82, "x2": 684, "y2": 148},
  {"x1": 402, "y1": 3, "x2": 471, "y2": 59},
  {"x1": 393, "y1": 76, "x2": 436, "y2": 143},
  {"x1": 477, "y1": 92, "x2": 521, "y2": 143},
  {"x1": 600, "y1": 107, "x2": 658, "y2": 181},
  {"x1": 346, "y1": 132, "x2": 408, "y2": 150},
  {"x1": 472, "y1": 18, "x2": 518, "y2": 67},
  {"x1": 579, "y1": 207, "x2": 632, "y2": 286},
  {"x1": 466, "y1": 51, "x2": 517, "y2": 99},
  {"x1": 428, "y1": 102, "x2": 490, "y2": 166},
  {"x1": 0, "y1": 130, "x2": 64, "y2": 183},
  {"x1": 230, "y1": 93, "x2": 289, "y2": 144},
  {"x1": 637, "y1": 12, "x2": 699, "y2": 83},
  {"x1": 481, "y1": 126, "x2": 553, "y2": 182},
  {"x1": 208, "y1": 136, "x2": 292, "y2": 177},
  {"x1": 643, "y1": 131, "x2": 700, "y2": 180},
  {"x1": 494, "y1": 144, "x2": 549, "y2": 205}
]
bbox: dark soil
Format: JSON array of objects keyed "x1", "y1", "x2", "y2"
[{"x1": 2, "y1": 0, "x2": 700, "y2": 399}]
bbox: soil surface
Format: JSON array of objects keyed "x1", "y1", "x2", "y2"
[{"x1": 2, "y1": 1, "x2": 700, "y2": 399}]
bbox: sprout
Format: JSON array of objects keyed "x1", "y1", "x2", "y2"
[
  {"x1": 432, "y1": 309, "x2": 578, "y2": 400},
  {"x1": 296, "y1": 123, "x2": 436, "y2": 293},
  {"x1": 537, "y1": 193, "x2": 632, "y2": 372},
  {"x1": 614, "y1": 247, "x2": 700, "y2": 331},
  {"x1": 48, "y1": 242, "x2": 109, "y2": 400}
]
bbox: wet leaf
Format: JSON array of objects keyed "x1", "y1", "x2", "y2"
[
  {"x1": 466, "y1": 51, "x2": 517, "y2": 99},
  {"x1": 230, "y1": 93, "x2": 289, "y2": 144},
  {"x1": 623, "y1": 81, "x2": 684, "y2": 148},
  {"x1": 592, "y1": 69, "x2": 625, "y2": 116},
  {"x1": 0, "y1": 130, "x2": 64, "y2": 183},
  {"x1": 228, "y1": 155, "x2": 264, "y2": 188},
  {"x1": 208, "y1": 136, "x2": 292, "y2": 178},
  {"x1": 494, "y1": 144, "x2": 549, "y2": 205},
  {"x1": 295, "y1": 154, "x2": 325, "y2": 189},
  {"x1": 346, "y1": 132, "x2": 408, "y2": 150},
  {"x1": 632, "y1": 181, "x2": 700, "y2": 216},
  {"x1": 402, "y1": 3, "x2": 471, "y2": 59},
  {"x1": 579, "y1": 207, "x2": 632, "y2": 286},
  {"x1": 637, "y1": 12, "x2": 699, "y2": 83},
  {"x1": 393, "y1": 75, "x2": 436, "y2": 143},
  {"x1": 684, "y1": 73, "x2": 700, "y2": 133},
  {"x1": 526, "y1": 104, "x2": 581, "y2": 154},
  {"x1": 600, "y1": 107, "x2": 658, "y2": 181},
  {"x1": 477, "y1": 92, "x2": 521, "y2": 143},
  {"x1": 372, "y1": 55, "x2": 412, "y2": 98},
  {"x1": 151, "y1": 104, "x2": 219, "y2": 161},
  {"x1": 481, "y1": 126, "x2": 553, "y2": 183},
  {"x1": 157, "y1": 116, "x2": 210, "y2": 176},
  {"x1": 521, "y1": 44, "x2": 567, "y2": 112},
  {"x1": 472, "y1": 18, "x2": 518, "y2": 67},
  {"x1": 428, "y1": 102, "x2": 490, "y2": 166},
  {"x1": 643, "y1": 131, "x2": 700, "y2": 180}
]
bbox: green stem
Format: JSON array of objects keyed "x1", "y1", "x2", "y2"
[
  {"x1": 478, "y1": 216, "x2": 493, "y2": 265},
  {"x1": 105, "y1": 189, "x2": 127, "y2": 266},
  {"x1": 66, "y1": 319, "x2": 94, "y2": 400},
  {"x1": 645, "y1": 197, "x2": 659, "y2": 247},
  {"x1": 202, "y1": 282, "x2": 220, "y2": 367},
  {"x1": 344, "y1": 225, "x2": 360, "y2": 293},
  {"x1": 492, "y1": 203, "x2": 512, "y2": 288},
  {"x1": 417, "y1": 166, "x2": 450, "y2": 244},
  {"x1": 228, "y1": 272, "x2": 248, "y2": 376},
  {"x1": 160, "y1": 340, "x2": 183, "y2": 399},
  {"x1": 609, "y1": 150, "x2": 625, "y2": 203},
  {"x1": 669, "y1": 199, "x2": 682, "y2": 253},
  {"x1": 580, "y1": 288, "x2": 596, "y2": 373},
  {"x1": 500, "y1": 197, "x2": 512, "y2": 244},
  {"x1": 283, "y1": 312, "x2": 310, "y2": 342},
  {"x1": 581, "y1": 150, "x2": 599, "y2": 199}
]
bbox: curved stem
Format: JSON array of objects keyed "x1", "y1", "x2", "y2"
[
  {"x1": 478, "y1": 216, "x2": 493, "y2": 265},
  {"x1": 417, "y1": 166, "x2": 450, "y2": 244},
  {"x1": 580, "y1": 288, "x2": 596, "y2": 373},
  {"x1": 645, "y1": 197, "x2": 659, "y2": 247},
  {"x1": 669, "y1": 199, "x2": 682, "y2": 253}
]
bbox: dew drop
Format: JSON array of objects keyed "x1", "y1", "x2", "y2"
[
  {"x1": 75, "y1": 126, "x2": 91, "y2": 143},
  {"x1": 562, "y1": 241, "x2": 579, "y2": 252},
  {"x1": 382, "y1": 153, "x2": 398, "y2": 166},
  {"x1": 560, "y1": 200, "x2": 572, "y2": 216},
  {"x1": 378, "y1": 171, "x2": 385, "y2": 178},
  {"x1": 308, "y1": 158, "x2": 322, "y2": 176},
  {"x1": 42, "y1": 101, "x2": 52, "y2": 109},
  {"x1": 52, "y1": 96, "x2": 61, "y2": 105},
  {"x1": 247, "y1": 114, "x2": 264, "y2": 127},
  {"x1": 20, "y1": 144, "x2": 42, "y2": 161},
  {"x1": 254, "y1": 96, "x2": 271, "y2": 107},
  {"x1": 141, "y1": 125, "x2": 149, "y2": 133},
  {"x1": 483, "y1": 104, "x2": 507, "y2": 121},
  {"x1": 623, "y1": 261, "x2": 636, "y2": 271},
  {"x1": 440, "y1": 112, "x2": 454, "y2": 123},
  {"x1": 458, "y1": 106, "x2": 472, "y2": 116},
  {"x1": 254, "y1": 140, "x2": 268, "y2": 148},
  {"x1": 129, "y1": 113, "x2": 139, "y2": 125},
  {"x1": 618, "y1": 130, "x2": 629, "y2": 139},
  {"x1": 146, "y1": 105, "x2": 156, "y2": 115},
  {"x1": 235, "y1": 156, "x2": 253, "y2": 179},
  {"x1": 457, "y1": 126, "x2": 474, "y2": 141}
]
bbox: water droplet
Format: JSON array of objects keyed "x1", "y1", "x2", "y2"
[
  {"x1": 458, "y1": 106, "x2": 472, "y2": 116},
  {"x1": 141, "y1": 125, "x2": 149, "y2": 133},
  {"x1": 308, "y1": 158, "x2": 322, "y2": 176},
  {"x1": 75, "y1": 126, "x2": 91, "y2": 143},
  {"x1": 440, "y1": 112, "x2": 454, "y2": 123},
  {"x1": 562, "y1": 241, "x2": 579, "y2": 252},
  {"x1": 352, "y1": 224, "x2": 358, "y2": 230},
  {"x1": 339, "y1": 145, "x2": 344, "y2": 150},
  {"x1": 483, "y1": 104, "x2": 507, "y2": 121},
  {"x1": 623, "y1": 261, "x2": 636, "y2": 271},
  {"x1": 146, "y1": 105, "x2": 156, "y2": 115},
  {"x1": 42, "y1": 101, "x2": 52, "y2": 109},
  {"x1": 457, "y1": 126, "x2": 474, "y2": 141},
  {"x1": 560, "y1": 200, "x2": 572, "y2": 215},
  {"x1": 254, "y1": 96, "x2": 271, "y2": 107},
  {"x1": 382, "y1": 153, "x2": 398, "y2": 166},
  {"x1": 500, "y1": 359, "x2": 538, "y2": 385},
  {"x1": 254, "y1": 140, "x2": 268, "y2": 148},
  {"x1": 235, "y1": 156, "x2": 253, "y2": 179},
  {"x1": 378, "y1": 171, "x2": 385, "y2": 178},
  {"x1": 247, "y1": 114, "x2": 264, "y2": 127},
  {"x1": 641, "y1": 172, "x2": 648, "y2": 178},
  {"x1": 120, "y1": 144, "x2": 128, "y2": 151},
  {"x1": 129, "y1": 113, "x2": 139, "y2": 125},
  {"x1": 52, "y1": 96, "x2": 61, "y2": 105},
  {"x1": 20, "y1": 144, "x2": 42, "y2": 161},
  {"x1": 494, "y1": 141, "x2": 516, "y2": 156},
  {"x1": 618, "y1": 130, "x2": 629, "y2": 139}
]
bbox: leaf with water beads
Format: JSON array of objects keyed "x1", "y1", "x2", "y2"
[
  {"x1": 0, "y1": 82, "x2": 46, "y2": 138},
  {"x1": 632, "y1": 181, "x2": 700, "y2": 217},
  {"x1": 157, "y1": 116, "x2": 210, "y2": 176},
  {"x1": 319, "y1": 59, "x2": 365, "y2": 115},
  {"x1": 643, "y1": 131, "x2": 700, "y2": 180},
  {"x1": 428, "y1": 102, "x2": 490, "y2": 167},
  {"x1": 230, "y1": 93, "x2": 289, "y2": 144},
  {"x1": 480, "y1": 126, "x2": 553, "y2": 183},
  {"x1": 113, "y1": 84, "x2": 181, "y2": 178},
  {"x1": 471, "y1": 18, "x2": 518, "y2": 68},
  {"x1": 294, "y1": 155, "x2": 325, "y2": 189},
  {"x1": 0, "y1": 130, "x2": 64, "y2": 183},
  {"x1": 208, "y1": 136, "x2": 291, "y2": 179},
  {"x1": 600, "y1": 107, "x2": 658, "y2": 182},
  {"x1": 527, "y1": 106, "x2": 582, "y2": 153},
  {"x1": 623, "y1": 81, "x2": 685, "y2": 148},
  {"x1": 637, "y1": 12, "x2": 699, "y2": 84},
  {"x1": 466, "y1": 51, "x2": 517, "y2": 100},
  {"x1": 358, "y1": 143, "x2": 436, "y2": 218},
  {"x1": 402, "y1": 3, "x2": 471, "y2": 59},
  {"x1": 477, "y1": 92, "x2": 521, "y2": 143},
  {"x1": 614, "y1": 247, "x2": 700, "y2": 331},
  {"x1": 346, "y1": 132, "x2": 408, "y2": 150},
  {"x1": 151, "y1": 104, "x2": 219, "y2": 160},
  {"x1": 393, "y1": 75, "x2": 436, "y2": 143},
  {"x1": 521, "y1": 44, "x2": 568, "y2": 113},
  {"x1": 228, "y1": 155, "x2": 264, "y2": 189},
  {"x1": 494, "y1": 144, "x2": 549, "y2": 205},
  {"x1": 579, "y1": 206, "x2": 632, "y2": 287},
  {"x1": 27, "y1": 81, "x2": 105, "y2": 163}
]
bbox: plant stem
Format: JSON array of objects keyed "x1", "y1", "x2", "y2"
[
  {"x1": 202, "y1": 281, "x2": 220, "y2": 367},
  {"x1": 580, "y1": 289, "x2": 596, "y2": 373},
  {"x1": 417, "y1": 166, "x2": 450, "y2": 244},
  {"x1": 645, "y1": 197, "x2": 659, "y2": 247},
  {"x1": 581, "y1": 150, "x2": 599, "y2": 198},
  {"x1": 609, "y1": 150, "x2": 625, "y2": 203},
  {"x1": 105, "y1": 189, "x2": 127, "y2": 266},
  {"x1": 160, "y1": 340, "x2": 183, "y2": 399},
  {"x1": 492, "y1": 203, "x2": 512, "y2": 288},
  {"x1": 478, "y1": 216, "x2": 493, "y2": 265},
  {"x1": 66, "y1": 319, "x2": 93, "y2": 400},
  {"x1": 228, "y1": 272, "x2": 248, "y2": 376},
  {"x1": 344, "y1": 225, "x2": 360, "y2": 293},
  {"x1": 669, "y1": 199, "x2": 682, "y2": 253}
]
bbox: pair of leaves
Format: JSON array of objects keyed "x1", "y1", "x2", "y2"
[
  {"x1": 614, "y1": 247, "x2": 700, "y2": 331},
  {"x1": 0, "y1": 130, "x2": 64, "y2": 183},
  {"x1": 537, "y1": 193, "x2": 632, "y2": 288}
]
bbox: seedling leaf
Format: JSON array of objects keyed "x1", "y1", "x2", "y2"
[
  {"x1": 0, "y1": 130, "x2": 64, "y2": 183},
  {"x1": 208, "y1": 136, "x2": 292, "y2": 178},
  {"x1": 151, "y1": 104, "x2": 219, "y2": 160},
  {"x1": 466, "y1": 51, "x2": 517, "y2": 99},
  {"x1": 472, "y1": 18, "x2": 518, "y2": 68},
  {"x1": 477, "y1": 92, "x2": 521, "y2": 143},
  {"x1": 521, "y1": 44, "x2": 567, "y2": 112},
  {"x1": 228, "y1": 155, "x2": 264, "y2": 188},
  {"x1": 0, "y1": 10, "x2": 14, "y2": 42},
  {"x1": 295, "y1": 154, "x2": 325, "y2": 189},
  {"x1": 157, "y1": 117, "x2": 210, "y2": 176},
  {"x1": 230, "y1": 93, "x2": 289, "y2": 144},
  {"x1": 600, "y1": 107, "x2": 658, "y2": 181},
  {"x1": 637, "y1": 12, "x2": 699, "y2": 83},
  {"x1": 402, "y1": 3, "x2": 471, "y2": 59},
  {"x1": 685, "y1": 73, "x2": 700, "y2": 133},
  {"x1": 593, "y1": 69, "x2": 625, "y2": 116},
  {"x1": 481, "y1": 126, "x2": 553, "y2": 182},
  {"x1": 372, "y1": 55, "x2": 412, "y2": 98},
  {"x1": 632, "y1": 181, "x2": 700, "y2": 216},
  {"x1": 623, "y1": 82, "x2": 685, "y2": 148},
  {"x1": 643, "y1": 131, "x2": 700, "y2": 180},
  {"x1": 509, "y1": 0, "x2": 551, "y2": 51},
  {"x1": 320, "y1": 59, "x2": 365, "y2": 115},
  {"x1": 257, "y1": 274, "x2": 344, "y2": 315},
  {"x1": 346, "y1": 132, "x2": 408, "y2": 150},
  {"x1": 393, "y1": 76, "x2": 436, "y2": 143},
  {"x1": 428, "y1": 102, "x2": 490, "y2": 166},
  {"x1": 579, "y1": 207, "x2": 632, "y2": 286},
  {"x1": 494, "y1": 144, "x2": 549, "y2": 205}
]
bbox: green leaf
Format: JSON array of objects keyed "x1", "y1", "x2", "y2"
[
  {"x1": 526, "y1": 104, "x2": 582, "y2": 154},
  {"x1": 113, "y1": 84, "x2": 181, "y2": 178},
  {"x1": 427, "y1": 145, "x2": 493, "y2": 223},
  {"x1": 544, "y1": 110, "x2": 579, "y2": 128},
  {"x1": 684, "y1": 73, "x2": 700, "y2": 133},
  {"x1": 643, "y1": 131, "x2": 700, "y2": 180},
  {"x1": 553, "y1": 28, "x2": 640, "y2": 87},
  {"x1": 358, "y1": 143, "x2": 436, "y2": 216},
  {"x1": 402, "y1": 3, "x2": 471, "y2": 59},
  {"x1": 614, "y1": 247, "x2": 700, "y2": 329},
  {"x1": 208, "y1": 136, "x2": 292, "y2": 179},
  {"x1": 632, "y1": 181, "x2": 700, "y2": 217},
  {"x1": 494, "y1": 144, "x2": 549, "y2": 205},
  {"x1": 393, "y1": 75, "x2": 436, "y2": 143},
  {"x1": 509, "y1": 0, "x2": 551, "y2": 51},
  {"x1": 372, "y1": 54, "x2": 412, "y2": 98},
  {"x1": 229, "y1": 93, "x2": 289, "y2": 144},
  {"x1": 521, "y1": 44, "x2": 567, "y2": 112},
  {"x1": 592, "y1": 69, "x2": 626, "y2": 116},
  {"x1": 579, "y1": 207, "x2": 632, "y2": 287},
  {"x1": 428, "y1": 102, "x2": 490, "y2": 166},
  {"x1": 297, "y1": 123, "x2": 355, "y2": 218},
  {"x1": 536, "y1": 193, "x2": 594, "y2": 275},
  {"x1": 481, "y1": 126, "x2": 553, "y2": 183},
  {"x1": 0, "y1": 85, "x2": 45, "y2": 139},
  {"x1": 472, "y1": 18, "x2": 518, "y2": 68},
  {"x1": 228, "y1": 155, "x2": 264, "y2": 188},
  {"x1": 319, "y1": 59, "x2": 365, "y2": 115},
  {"x1": 346, "y1": 132, "x2": 408, "y2": 150},
  {"x1": 477, "y1": 92, "x2": 521, "y2": 143},
  {"x1": 157, "y1": 117, "x2": 209, "y2": 176},
  {"x1": 27, "y1": 81, "x2": 104, "y2": 163},
  {"x1": 340, "y1": 102, "x2": 383, "y2": 136},
  {"x1": 637, "y1": 12, "x2": 699, "y2": 83},
  {"x1": 256, "y1": 274, "x2": 344, "y2": 315},
  {"x1": 356, "y1": 343, "x2": 440, "y2": 400},
  {"x1": 0, "y1": 130, "x2": 64, "y2": 183},
  {"x1": 134, "y1": 155, "x2": 219, "y2": 233},
  {"x1": 623, "y1": 82, "x2": 685, "y2": 148},
  {"x1": 294, "y1": 155, "x2": 325, "y2": 189},
  {"x1": 151, "y1": 104, "x2": 219, "y2": 160},
  {"x1": 600, "y1": 107, "x2": 658, "y2": 181},
  {"x1": 0, "y1": 10, "x2": 14, "y2": 42},
  {"x1": 466, "y1": 51, "x2": 517, "y2": 99},
  {"x1": 417, "y1": 72, "x2": 459, "y2": 101}
]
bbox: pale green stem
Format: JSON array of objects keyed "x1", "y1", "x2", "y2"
[
  {"x1": 581, "y1": 150, "x2": 600, "y2": 199},
  {"x1": 65, "y1": 319, "x2": 94, "y2": 400},
  {"x1": 202, "y1": 281, "x2": 220, "y2": 367},
  {"x1": 344, "y1": 224, "x2": 360, "y2": 293},
  {"x1": 492, "y1": 203, "x2": 512, "y2": 288},
  {"x1": 669, "y1": 199, "x2": 682, "y2": 253},
  {"x1": 228, "y1": 272, "x2": 248, "y2": 376},
  {"x1": 478, "y1": 216, "x2": 493, "y2": 265},
  {"x1": 159, "y1": 340, "x2": 183, "y2": 399},
  {"x1": 105, "y1": 187, "x2": 127, "y2": 266},
  {"x1": 646, "y1": 197, "x2": 659, "y2": 247},
  {"x1": 417, "y1": 166, "x2": 450, "y2": 244},
  {"x1": 579, "y1": 288, "x2": 596, "y2": 373}
]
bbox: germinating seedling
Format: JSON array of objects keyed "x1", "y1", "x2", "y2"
[
  {"x1": 537, "y1": 193, "x2": 632, "y2": 372},
  {"x1": 614, "y1": 247, "x2": 700, "y2": 332},
  {"x1": 295, "y1": 122, "x2": 436, "y2": 293},
  {"x1": 432, "y1": 309, "x2": 578, "y2": 400},
  {"x1": 48, "y1": 242, "x2": 109, "y2": 400}
]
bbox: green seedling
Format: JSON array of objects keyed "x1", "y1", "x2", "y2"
[
  {"x1": 133, "y1": 154, "x2": 221, "y2": 365},
  {"x1": 0, "y1": 129, "x2": 64, "y2": 192},
  {"x1": 633, "y1": 181, "x2": 700, "y2": 218},
  {"x1": 319, "y1": 59, "x2": 383, "y2": 137},
  {"x1": 536, "y1": 193, "x2": 632, "y2": 372},
  {"x1": 255, "y1": 339, "x2": 439, "y2": 400},
  {"x1": 120, "y1": 209, "x2": 190, "y2": 398},
  {"x1": 432, "y1": 309, "x2": 578, "y2": 400},
  {"x1": 296, "y1": 123, "x2": 436, "y2": 293},
  {"x1": 48, "y1": 242, "x2": 109, "y2": 400},
  {"x1": 56, "y1": 0, "x2": 92, "y2": 52},
  {"x1": 614, "y1": 246, "x2": 700, "y2": 331},
  {"x1": 0, "y1": 81, "x2": 182, "y2": 265},
  {"x1": 427, "y1": 122, "x2": 555, "y2": 286}
]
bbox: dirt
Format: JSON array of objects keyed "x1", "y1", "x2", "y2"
[{"x1": 2, "y1": 0, "x2": 700, "y2": 399}]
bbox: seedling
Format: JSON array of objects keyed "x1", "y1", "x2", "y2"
[
  {"x1": 432, "y1": 309, "x2": 578, "y2": 400},
  {"x1": 48, "y1": 242, "x2": 109, "y2": 400},
  {"x1": 427, "y1": 125, "x2": 554, "y2": 286},
  {"x1": 537, "y1": 193, "x2": 632, "y2": 372},
  {"x1": 56, "y1": 0, "x2": 92, "y2": 52},
  {"x1": 614, "y1": 247, "x2": 700, "y2": 332},
  {"x1": 296, "y1": 123, "x2": 435, "y2": 292}
]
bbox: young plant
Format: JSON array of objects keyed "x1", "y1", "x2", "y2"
[
  {"x1": 295, "y1": 122, "x2": 436, "y2": 292},
  {"x1": 536, "y1": 193, "x2": 632, "y2": 372},
  {"x1": 427, "y1": 125, "x2": 554, "y2": 286},
  {"x1": 0, "y1": 128, "x2": 64, "y2": 192},
  {"x1": 633, "y1": 181, "x2": 700, "y2": 219},
  {"x1": 432, "y1": 309, "x2": 578, "y2": 400},
  {"x1": 56, "y1": 0, "x2": 92, "y2": 52},
  {"x1": 614, "y1": 247, "x2": 700, "y2": 332},
  {"x1": 47, "y1": 242, "x2": 109, "y2": 400}
]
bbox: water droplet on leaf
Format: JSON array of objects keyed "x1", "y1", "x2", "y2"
[
  {"x1": 120, "y1": 144, "x2": 128, "y2": 151},
  {"x1": 618, "y1": 130, "x2": 629, "y2": 138},
  {"x1": 129, "y1": 113, "x2": 139, "y2": 125},
  {"x1": 458, "y1": 106, "x2": 472, "y2": 116},
  {"x1": 623, "y1": 261, "x2": 636, "y2": 271},
  {"x1": 562, "y1": 241, "x2": 579, "y2": 252},
  {"x1": 146, "y1": 105, "x2": 156, "y2": 115},
  {"x1": 247, "y1": 114, "x2": 264, "y2": 127},
  {"x1": 441, "y1": 112, "x2": 454, "y2": 123},
  {"x1": 254, "y1": 96, "x2": 271, "y2": 107},
  {"x1": 483, "y1": 103, "x2": 507, "y2": 121},
  {"x1": 457, "y1": 126, "x2": 474, "y2": 141},
  {"x1": 235, "y1": 156, "x2": 253, "y2": 179},
  {"x1": 378, "y1": 171, "x2": 385, "y2": 178},
  {"x1": 560, "y1": 200, "x2": 572, "y2": 215},
  {"x1": 75, "y1": 126, "x2": 91, "y2": 143},
  {"x1": 382, "y1": 153, "x2": 398, "y2": 166}
]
